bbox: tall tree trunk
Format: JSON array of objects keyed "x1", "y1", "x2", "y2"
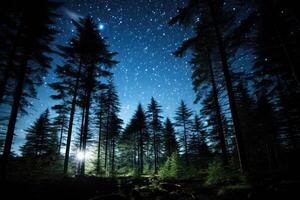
[
  {"x1": 153, "y1": 130, "x2": 157, "y2": 173},
  {"x1": 133, "y1": 134, "x2": 137, "y2": 170},
  {"x1": 80, "y1": 88, "x2": 92, "y2": 175},
  {"x1": 63, "y1": 62, "x2": 82, "y2": 175},
  {"x1": 57, "y1": 116, "x2": 65, "y2": 154},
  {"x1": 0, "y1": 26, "x2": 22, "y2": 104},
  {"x1": 139, "y1": 130, "x2": 144, "y2": 175},
  {"x1": 275, "y1": 72, "x2": 297, "y2": 150},
  {"x1": 133, "y1": 141, "x2": 136, "y2": 170},
  {"x1": 111, "y1": 138, "x2": 115, "y2": 176},
  {"x1": 0, "y1": 67, "x2": 11, "y2": 104},
  {"x1": 197, "y1": 131, "x2": 202, "y2": 158},
  {"x1": 104, "y1": 107, "x2": 110, "y2": 174},
  {"x1": 1, "y1": 57, "x2": 28, "y2": 179},
  {"x1": 96, "y1": 114, "x2": 103, "y2": 176},
  {"x1": 167, "y1": 135, "x2": 171, "y2": 157},
  {"x1": 207, "y1": 52, "x2": 229, "y2": 165},
  {"x1": 77, "y1": 106, "x2": 86, "y2": 175},
  {"x1": 183, "y1": 121, "x2": 189, "y2": 166},
  {"x1": 104, "y1": 111, "x2": 110, "y2": 176},
  {"x1": 208, "y1": 2, "x2": 247, "y2": 172}
]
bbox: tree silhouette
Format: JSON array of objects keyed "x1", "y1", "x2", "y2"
[
  {"x1": 95, "y1": 91, "x2": 106, "y2": 175},
  {"x1": 49, "y1": 82, "x2": 70, "y2": 154},
  {"x1": 52, "y1": 16, "x2": 117, "y2": 175},
  {"x1": 163, "y1": 118, "x2": 178, "y2": 158},
  {"x1": 1, "y1": 0, "x2": 59, "y2": 179},
  {"x1": 102, "y1": 80, "x2": 121, "y2": 176},
  {"x1": 189, "y1": 114, "x2": 210, "y2": 166},
  {"x1": 170, "y1": 0, "x2": 256, "y2": 172},
  {"x1": 51, "y1": 55, "x2": 83, "y2": 175},
  {"x1": 78, "y1": 17, "x2": 117, "y2": 175},
  {"x1": 20, "y1": 109, "x2": 56, "y2": 157},
  {"x1": 146, "y1": 97, "x2": 163, "y2": 173},
  {"x1": 252, "y1": 0, "x2": 300, "y2": 154},
  {"x1": 132, "y1": 104, "x2": 148, "y2": 175},
  {"x1": 175, "y1": 100, "x2": 193, "y2": 166},
  {"x1": 109, "y1": 112, "x2": 122, "y2": 176}
]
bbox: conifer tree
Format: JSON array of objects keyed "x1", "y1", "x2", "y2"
[
  {"x1": 234, "y1": 80, "x2": 259, "y2": 168},
  {"x1": 20, "y1": 109, "x2": 56, "y2": 157},
  {"x1": 255, "y1": 91, "x2": 279, "y2": 170},
  {"x1": 189, "y1": 114, "x2": 210, "y2": 165},
  {"x1": 170, "y1": 0, "x2": 256, "y2": 172},
  {"x1": 49, "y1": 82, "x2": 70, "y2": 154},
  {"x1": 132, "y1": 104, "x2": 148, "y2": 175},
  {"x1": 78, "y1": 17, "x2": 117, "y2": 175},
  {"x1": 146, "y1": 97, "x2": 163, "y2": 173},
  {"x1": 163, "y1": 118, "x2": 178, "y2": 158},
  {"x1": 252, "y1": 0, "x2": 300, "y2": 153},
  {"x1": 52, "y1": 16, "x2": 117, "y2": 175},
  {"x1": 102, "y1": 81, "x2": 120, "y2": 174},
  {"x1": 175, "y1": 100, "x2": 193, "y2": 166},
  {"x1": 95, "y1": 92, "x2": 106, "y2": 175},
  {"x1": 1, "y1": 0, "x2": 59, "y2": 178},
  {"x1": 109, "y1": 112, "x2": 123, "y2": 176}
]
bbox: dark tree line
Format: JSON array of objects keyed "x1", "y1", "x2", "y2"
[
  {"x1": 0, "y1": 0, "x2": 60, "y2": 179},
  {"x1": 50, "y1": 17, "x2": 118, "y2": 176},
  {"x1": 170, "y1": 0, "x2": 300, "y2": 176},
  {"x1": 0, "y1": 0, "x2": 299, "y2": 181}
]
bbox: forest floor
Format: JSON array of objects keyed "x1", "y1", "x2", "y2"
[{"x1": 1, "y1": 176, "x2": 299, "y2": 200}]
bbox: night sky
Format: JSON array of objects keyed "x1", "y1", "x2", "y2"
[{"x1": 14, "y1": 0, "x2": 199, "y2": 152}]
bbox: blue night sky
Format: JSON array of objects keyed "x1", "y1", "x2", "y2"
[{"x1": 12, "y1": 0, "x2": 199, "y2": 152}]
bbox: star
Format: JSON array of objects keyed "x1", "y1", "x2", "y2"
[{"x1": 98, "y1": 23, "x2": 104, "y2": 30}]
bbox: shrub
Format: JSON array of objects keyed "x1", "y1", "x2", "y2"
[
  {"x1": 158, "y1": 153, "x2": 184, "y2": 179},
  {"x1": 205, "y1": 159, "x2": 248, "y2": 186},
  {"x1": 205, "y1": 160, "x2": 226, "y2": 185}
]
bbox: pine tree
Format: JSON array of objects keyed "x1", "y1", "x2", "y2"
[
  {"x1": 95, "y1": 91, "x2": 106, "y2": 175},
  {"x1": 20, "y1": 109, "x2": 56, "y2": 157},
  {"x1": 234, "y1": 80, "x2": 259, "y2": 170},
  {"x1": 20, "y1": 109, "x2": 60, "y2": 176},
  {"x1": 52, "y1": 44, "x2": 86, "y2": 174},
  {"x1": 200, "y1": 90, "x2": 230, "y2": 158},
  {"x1": 146, "y1": 97, "x2": 163, "y2": 173},
  {"x1": 109, "y1": 112, "x2": 122, "y2": 176},
  {"x1": 174, "y1": 16, "x2": 229, "y2": 165},
  {"x1": 132, "y1": 104, "x2": 148, "y2": 175},
  {"x1": 252, "y1": 0, "x2": 300, "y2": 153},
  {"x1": 163, "y1": 118, "x2": 178, "y2": 158},
  {"x1": 78, "y1": 17, "x2": 117, "y2": 175},
  {"x1": 118, "y1": 104, "x2": 148, "y2": 176},
  {"x1": 170, "y1": 0, "x2": 255, "y2": 172},
  {"x1": 49, "y1": 82, "x2": 70, "y2": 154},
  {"x1": 189, "y1": 114, "x2": 210, "y2": 166},
  {"x1": 255, "y1": 91, "x2": 279, "y2": 171},
  {"x1": 102, "y1": 81, "x2": 120, "y2": 175},
  {"x1": 52, "y1": 16, "x2": 117, "y2": 175},
  {"x1": 51, "y1": 63, "x2": 83, "y2": 175},
  {"x1": 0, "y1": 0, "x2": 60, "y2": 104},
  {"x1": 175, "y1": 100, "x2": 193, "y2": 166},
  {"x1": 51, "y1": 104, "x2": 68, "y2": 155},
  {"x1": 119, "y1": 122, "x2": 137, "y2": 173},
  {"x1": 1, "y1": 0, "x2": 59, "y2": 178}
]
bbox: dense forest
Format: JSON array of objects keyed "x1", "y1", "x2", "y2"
[{"x1": 0, "y1": 0, "x2": 300, "y2": 199}]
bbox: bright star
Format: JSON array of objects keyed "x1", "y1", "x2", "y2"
[{"x1": 98, "y1": 24, "x2": 104, "y2": 30}]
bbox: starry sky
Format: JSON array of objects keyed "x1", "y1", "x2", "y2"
[{"x1": 13, "y1": 0, "x2": 199, "y2": 152}]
